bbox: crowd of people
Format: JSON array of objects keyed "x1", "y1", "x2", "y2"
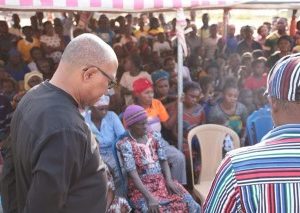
[{"x1": 1, "y1": 9, "x2": 300, "y2": 212}]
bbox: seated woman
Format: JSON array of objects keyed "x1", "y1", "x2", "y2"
[
  {"x1": 84, "y1": 95, "x2": 126, "y2": 196},
  {"x1": 168, "y1": 81, "x2": 206, "y2": 189},
  {"x1": 132, "y1": 77, "x2": 187, "y2": 185},
  {"x1": 151, "y1": 70, "x2": 177, "y2": 145},
  {"x1": 208, "y1": 78, "x2": 248, "y2": 145},
  {"x1": 151, "y1": 70, "x2": 177, "y2": 108},
  {"x1": 117, "y1": 105, "x2": 200, "y2": 213}
]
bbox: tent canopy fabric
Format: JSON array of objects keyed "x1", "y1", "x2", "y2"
[
  {"x1": 0, "y1": 0, "x2": 249, "y2": 12},
  {"x1": 234, "y1": 0, "x2": 300, "y2": 9}
]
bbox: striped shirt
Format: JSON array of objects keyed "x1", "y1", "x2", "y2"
[{"x1": 204, "y1": 124, "x2": 300, "y2": 213}]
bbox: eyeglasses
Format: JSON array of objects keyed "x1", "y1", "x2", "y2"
[{"x1": 83, "y1": 65, "x2": 117, "y2": 89}]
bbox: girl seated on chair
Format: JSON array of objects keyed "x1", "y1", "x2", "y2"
[
  {"x1": 167, "y1": 81, "x2": 206, "y2": 190},
  {"x1": 117, "y1": 105, "x2": 200, "y2": 213},
  {"x1": 208, "y1": 78, "x2": 248, "y2": 146}
]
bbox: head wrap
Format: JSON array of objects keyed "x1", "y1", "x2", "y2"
[
  {"x1": 151, "y1": 70, "x2": 169, "y2": 84},
  {"x1": 24, "y1": 71, "x2": 43, "y2": 91},
  {"x1": 123, "y1": 105, "x2": 147, "y2": 128},
  {"x1": 94, "y1": 95, "x2": 110, "y2": 107},
  {"x1": 132, "y1": 78, "x2": 153, "y2": 95}
]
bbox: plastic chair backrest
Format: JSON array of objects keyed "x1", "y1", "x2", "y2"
[{"x1": 187, "y1": 124, "x2": 240, "y2": 185}]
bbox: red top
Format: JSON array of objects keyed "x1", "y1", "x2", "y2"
[{"x1": 244, "y1": 74, "x2": 267, "y2": 90}]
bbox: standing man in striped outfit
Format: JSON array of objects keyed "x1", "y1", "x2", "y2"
[{"x1": 204, "y1": 53, "x2": 300, "y2": 212}]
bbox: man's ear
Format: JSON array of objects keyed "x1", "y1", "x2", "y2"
[
  {"x1": 82, "y1": 67, "x2": 97, "y2": 81},
  {"x1": 269, "y1": 97, "x2": 279, "y2": 113}
]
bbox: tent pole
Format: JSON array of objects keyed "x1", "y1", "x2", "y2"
[
  {"x1": 177, "y1": 36, "x2": 183, "y2": 151},
  {"x1": 176, "y1": 8, "x2": 186, "y2": 151},
  {"x1": 223, "y1": 8, "x2": 230, "y2": 41}
]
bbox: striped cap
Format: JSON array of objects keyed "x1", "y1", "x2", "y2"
[{"x1": 266, "y1": 53, "x2": 300, "y2": 102}]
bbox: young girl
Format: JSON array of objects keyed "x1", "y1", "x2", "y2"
[
  {"x1": 199, "y1": 76, "x2": 216, "y2": 118},
  {"x1": 208, "y1": 78, "x2": 248, "y2": 145},
  {"x1": 244, "y1": 58, "x2": 267, "y2": 91},
  {"x1": 119, "y1": 55, "x2": 152, "y2": 106},
  {"x1": 168, "y1": 81, "x2": 206, "y2": 189}
]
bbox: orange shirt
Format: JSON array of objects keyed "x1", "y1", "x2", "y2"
[
  {"x1": 145, "y1": 99, "x2": 169, "y2": 132},
  {"x1": 17, "y1": 38, "x2": 40, "y2": 63},
  {"x1": 145, "y1": 99, "x2": 169, "y2": 122}
]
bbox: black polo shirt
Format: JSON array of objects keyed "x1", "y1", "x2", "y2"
[{"x1": 6, "y1": 81, "x2": 107, "y2": 213}]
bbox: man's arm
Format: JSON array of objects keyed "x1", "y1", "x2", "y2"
[
  {"x1": 23, "y1": 130, "x2": 85, "y2": 213},
  {"x1": 203, "y1": 155, "x2": 240, "y2": 213}
]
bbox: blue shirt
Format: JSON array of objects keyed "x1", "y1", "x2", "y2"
[{"x1": 84, "y1": 110, "x2": 125, "y2": 149}]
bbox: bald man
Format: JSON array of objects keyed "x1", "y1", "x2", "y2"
[{"x1": 1, "y1": 34, "x2": 118, "y2": 213}]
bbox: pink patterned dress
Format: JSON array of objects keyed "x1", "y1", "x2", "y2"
[{"x1": 117, "y1": 131, "x2": 200, "y2": 213}]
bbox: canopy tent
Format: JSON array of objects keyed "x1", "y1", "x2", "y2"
[
  {"x1": 0, "y1": 0, "x2": 250, "y2": 12},
  {"x1": 233, "y1": 0, "x2": 300, "y2": 9}
]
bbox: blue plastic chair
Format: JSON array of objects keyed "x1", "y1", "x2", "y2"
[
  {"x1": 112, "y1": 132, "x2": 136, "y2": 210},
  {"x1": 247, "y1": 105, "x2": 274, "y2": 145}
]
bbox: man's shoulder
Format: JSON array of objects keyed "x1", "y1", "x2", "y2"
[{"x1": 14, "y1": 82, "x2": 83, "y2": 134}]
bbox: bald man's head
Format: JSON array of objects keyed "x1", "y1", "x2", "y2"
[
  {"x1": 52, "y1": 33, "x2": 118, "y2": 108},
  {"x1": 61, "y1": 33, "x2": 118, "y2": 75}
]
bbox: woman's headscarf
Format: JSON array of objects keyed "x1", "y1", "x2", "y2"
[{"x1": 132, "y1": 78, "x2": 153, "y2": 95}]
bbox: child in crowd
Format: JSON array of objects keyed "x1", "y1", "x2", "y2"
[
  {"x1": 225, "y1": 53, "x2": 241, "y2": 77},
  {"x1": 27, "y1": 47, "x2": 45, "y2": 71},
  {"x1": 168, "y1": 81, "x2": 206, "y2": 189},
  {"x1": 199, "y1": 76, "x2": 217, "y2": 118},
  {"x1": 244, "y1": 57, "x2": 267, "y2": 91},
  {"x1": 152, "y1": 32, "x2": 172, "y2": 57},
  {"x1": 208, "y1": 78, "x2": 248, "y2": 145},
  {"x1": 23, "y1": 71, "x2": 43, "y2": 91},
  {"x1": 1, "y1": 77, "x2": 18, "y2": 101},
  {"x1": 138, "y1": 36, "x2": 152, "y2": 64},
  {"x1": 254, "y1": 87, "x2": 269, "y2": 109},
  {"x1": 120, "y1": 54, "x2": 152, "y2": 106},
  {"x1": 238, "y1": 52, "x2": 253, "y2": 88},
  {"x1": 206, "y1": 61, "x2": 223, "y2": 92},
  {"x1": 17, "y1": 26, "x2": 40, "y2": 63},
  {"x1": 36, "y1": 58, "x2": 54, "y2": 80},
  {"x1": 239, "y1": 88, "x2": 256, "y2": 115},
  {"x1": 4, "y1": 48, "x2": 30, "y2": 84}
]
